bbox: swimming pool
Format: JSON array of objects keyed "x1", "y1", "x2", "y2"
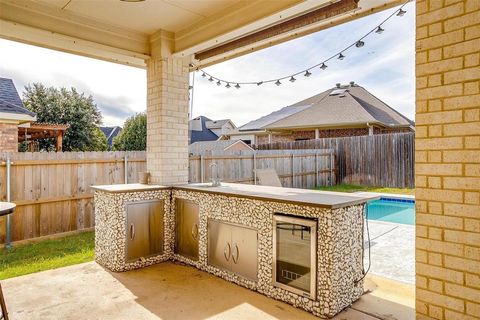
[{"x1": 367, "y1": 197, "x2": 415, "y2": 225}]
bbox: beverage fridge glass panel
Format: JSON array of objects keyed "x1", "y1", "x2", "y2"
[{"x1": 273, "y1": 215, "x2": 317, "y2": 299}]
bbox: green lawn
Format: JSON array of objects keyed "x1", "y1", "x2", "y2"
[
  {"x1": 315, "y1": 183, "x2": 414, "y2": 195},
  {"x1": 0, "y1": 231, "x2": 94, "y2": 280}
]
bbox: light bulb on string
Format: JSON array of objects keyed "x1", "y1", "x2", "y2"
[
  {"x1": 201, "y1": 72, "x2": 206, "y2": 77},
  {"x1": 355, "y1": 40, "x2": 365, "y2": 48},
  {"x1": 225, "y1": 83, "x2": 231, "y2": 88},
  {"x1": 257, "y1": 82, "x2": 263, "y2": 86},
  {"x1": 275, "y1": 80, "x2": 281, "y2": 86},
  {"x1": 289, "y1": 76, "x2": 296, "y2": 82},
  {"x1": 208, "y1": 76, "x2": 214, "y2": 82},
  {"x1": 338, "y1": 53, "x2": 345, "y2": 60},
  {"x1": 397, "y1": 9, "x2": 406, "y2": 16},
  {"x1": 216, "y1": 80, "x2": 221, "y2": 86},
  {"x1": 375, "y1": 26, "x2": 384, "y2": 34},
  {"x1": 235, "y1": 83, "x2": 241, "y2": 89},
  {"x1": 304, "y1": 70, "x2": 312, "y2": 77},
  {"x1": 320, "y1": 63, "x2": 327, "y2": 70}
]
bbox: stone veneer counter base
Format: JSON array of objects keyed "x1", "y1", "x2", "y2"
[{"x1": 93, "y1": 183, "x2": 378, "y2": 318}]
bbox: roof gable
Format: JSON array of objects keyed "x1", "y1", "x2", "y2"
[{"x1": 243, "y1": 83, "x2": 413, "y2": 131}]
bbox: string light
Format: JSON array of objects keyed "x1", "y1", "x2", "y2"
[{"x1": 191, "y1": 2, "x2": 409, "y2": 89}]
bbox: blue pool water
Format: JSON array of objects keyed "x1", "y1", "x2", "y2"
[{"x1": 367, "y1": 197, "x2": 415, "y2": 225}]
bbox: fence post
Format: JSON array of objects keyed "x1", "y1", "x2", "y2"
[
  {"x1": 6, "y1": 156, "x2": 12, "y2": 250},
  {"x1": 200, "y1": 155, "x2": 204, "y2": 183},
  {"x1": 291, "y1": 153, "x2": 295, "y2": 188},
  {"x1": 124, "y1": 154, "x2": 128, "y2": 184},
  {"x1": 330, "y1": 151, "x2": 334, "y2": 186},
  {"x1": 253, "y1": 153, "x2": 257, "y2": 185},
  {"x1": 315, "y1": 152, "x2": 319, "y2": 187}
]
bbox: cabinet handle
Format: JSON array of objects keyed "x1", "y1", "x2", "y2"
[
  {"x1": 130, "y1": 223, "x2": 135, "y2": 240},
  {"x1": 191, "y1": 223, "x2": 198, "y2": 240},
  {"x1": 232, "y1": 243, "x2": 239, "y2": 264},
  {"x1": 224, "y1": 242, "x2": 231, "y2": 261}
]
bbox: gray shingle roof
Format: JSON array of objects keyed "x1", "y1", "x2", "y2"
[
  {"x1": 0, "y1": 78, "x2": 36, "y2": 117},
  {"x1": 240, "y1": 84, "x2": 413, "y2": 131}
]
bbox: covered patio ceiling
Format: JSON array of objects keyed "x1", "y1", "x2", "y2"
[{"x1": 0, "y1": 0, "x2": 403, "y2": 68}]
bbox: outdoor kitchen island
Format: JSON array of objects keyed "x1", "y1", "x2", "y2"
[{"x1": 93, "y1": 183, "x2": 378, "y2": 318}]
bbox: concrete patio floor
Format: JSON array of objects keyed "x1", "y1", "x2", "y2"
[{"x1": 2, "y1": 261, "x2": 414, "y2": 320}]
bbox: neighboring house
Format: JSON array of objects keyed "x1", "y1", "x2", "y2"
[
  {"x1": 222, "y1": 82, "x2": 414, "y2": 145},
  {"x1": 189, "y1": 116, "x2": 236, "y2": 144},
  {"x1": 189, "y1": 140, "x2": 254, "y2": 156},
  {"x1": 0, "y1": 77, "x2": 36, "y2": 152},
  {"x1": 100, "y1": 126, "x2": 122, "y2": 149}
]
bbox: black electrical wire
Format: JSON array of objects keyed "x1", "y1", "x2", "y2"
[{"x1": 355, "y1": 203, "x2": 371, "y2": 285}]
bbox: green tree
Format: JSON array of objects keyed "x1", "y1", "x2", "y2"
[
  {"x1": 113, "y1": 113, "x2": 146, "y2": 151},
  {"x1": 84, "y1": 127, "x2": 108, "y2": 151},
  {"x1": 22, "y1": 83, "x2": 104, "y2": 151}
]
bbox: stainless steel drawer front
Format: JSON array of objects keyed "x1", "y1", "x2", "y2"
[{"x1": 126, "y1": 200, "x2": 164, "y2": 262}]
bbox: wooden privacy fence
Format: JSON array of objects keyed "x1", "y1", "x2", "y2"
[
  {"x1": 0, "y1": 151, "x2": 146, "y2": 244},
  {"x1": 189, "y1": 149, "x2": 336, "y2": 189},
  {"x1": 255, "y1": 132, "x2": 415, "y2": 188}
]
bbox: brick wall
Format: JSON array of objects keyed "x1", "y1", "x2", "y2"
[
  {"x1": 415, "y1": 1, "x2": 480, "y2": 319},
  {"x1": 146, "y1": 56, "x2": 190, "y2": 185},
  {"x1": 256, "y1": 127, "x2": 409, "y2": 144},
  {"x1": 0, "y1": 123, "x2": 18, "y2": 152}
]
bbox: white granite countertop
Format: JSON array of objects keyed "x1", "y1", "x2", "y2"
[
  {"x1": 175, "y1": 183, "x2": 379, "y2": 209},
  {"x1": 91, "y1": 183, "x2": 169, "y2": 193}
]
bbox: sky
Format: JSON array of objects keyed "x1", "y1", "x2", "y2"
[{"x1": 0, "y1": 2, "x2": 415, "y2": 127}]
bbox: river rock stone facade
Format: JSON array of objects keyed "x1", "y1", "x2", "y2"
[{"x1": 95, "y1": 186, "x2": 365, "y2": 318}]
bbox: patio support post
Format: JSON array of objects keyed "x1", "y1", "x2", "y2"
[{"x1": 146, "y1": 31, "x2": 191, "y2": 185}]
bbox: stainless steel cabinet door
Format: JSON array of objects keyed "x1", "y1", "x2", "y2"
[
  {"x1": 231, "y1": 225, "x2": 258, "y2": 280},
  {"x1": 175, "y1": 199, "x2": 199, "y2": 260},
  {"x1": 208, "y1": 219, "x2": 232, "y2": 271},
  {"x1": 126, "y1": 200, "x2": 164, "y2": 262}
]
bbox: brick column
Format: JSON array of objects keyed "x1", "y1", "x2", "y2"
[
  {"x1": 415, "y1": 1, "x2": 479, "y2": 319},
  {"x1": 146, "y1": 43, "x2": 190, "y2": 185},
  {"x1": 0, "y1": 123, "x2": 19, "y2": 152}
]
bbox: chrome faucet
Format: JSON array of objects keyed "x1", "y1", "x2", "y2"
[{"x1": 210, "y1": 162, "x2": 221, "y2": 187}]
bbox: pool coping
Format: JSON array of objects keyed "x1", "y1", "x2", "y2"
[{"x1": 354, "y1": 192, "x2": 415, "y2": 201}]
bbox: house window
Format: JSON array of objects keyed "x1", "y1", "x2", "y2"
[
  {"x1": 242, "y1": 140, "x2": 252, "y2": 145},
  {"x1": 295, "y1": 138, "x2": 309, "y2": 141}
]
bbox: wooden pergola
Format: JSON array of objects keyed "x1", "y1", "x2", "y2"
[{"x1": 18, "y1": 122, "x2": 69, "y2": 152}]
